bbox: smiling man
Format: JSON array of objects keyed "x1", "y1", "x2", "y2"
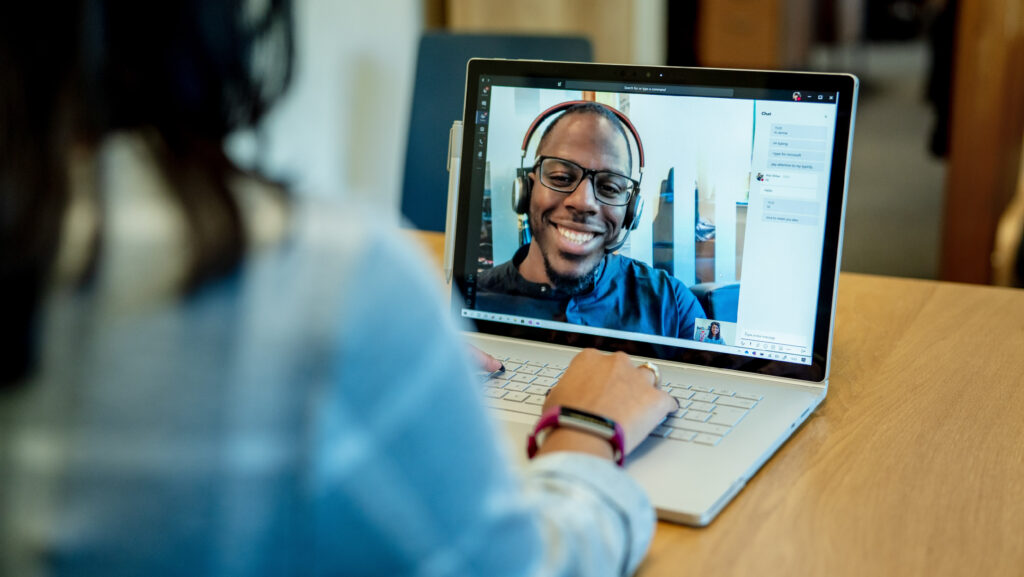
[{"x1": 477, "y1": 102, "x2": 706, "y2": 340}]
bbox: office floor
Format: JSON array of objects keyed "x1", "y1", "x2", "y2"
[{"x1": 811, "y1": 40, "x2": 947, "y2": 279}]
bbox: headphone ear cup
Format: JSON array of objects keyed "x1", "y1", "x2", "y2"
[
  {"x1": 605, "y1": 190, "x2": 643, "y2": 253},
  {"x1": 626, "y1": 191, "x2": 643, "y2": 232},
  {"x1": 625, "y1": 188, "x2": 643, "y2": 230},
  {"x1": 512, "y1": 168, "x2": 532, "y2": 214}
]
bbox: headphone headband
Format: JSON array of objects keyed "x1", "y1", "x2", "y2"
[
  {"x1": 511, "y1": 99, "x2": 646, "y2": 253},
  {"x1": 518, "y1": 100, "x2": 645, "y2": 172}
]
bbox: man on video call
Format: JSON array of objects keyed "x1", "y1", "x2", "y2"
[{"x1": 477, "y1": 101, "x2": 706, "y2": 339}]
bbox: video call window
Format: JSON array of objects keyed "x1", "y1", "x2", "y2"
[{"x1": 462, "y1": 81, "x2": 838, "y2": 364}]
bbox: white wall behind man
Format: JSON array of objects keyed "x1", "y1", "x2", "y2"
[{"x1": 229, "y1": 0, "x2": 422, "y2": 210}]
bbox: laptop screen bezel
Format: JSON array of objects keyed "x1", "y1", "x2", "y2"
[{"x1": 451, "y1": 58, "x2": 857, "y2": 383}]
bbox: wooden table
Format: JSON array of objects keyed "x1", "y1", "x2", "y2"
[{"x1": 411, "y1": 231, "x2": 1024, "y2": 576}]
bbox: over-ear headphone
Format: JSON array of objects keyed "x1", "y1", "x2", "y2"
[{"x1": 510, "y1": 100, "x2": 646, "y2": 252}]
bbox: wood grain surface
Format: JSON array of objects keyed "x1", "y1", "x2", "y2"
[{"x1": 640, "y1": 274, "x2": 1024, "y2": 576}]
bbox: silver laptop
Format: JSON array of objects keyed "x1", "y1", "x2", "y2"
[{"x1": 443, "y1": 59, "x2": 858, "y2": 526}]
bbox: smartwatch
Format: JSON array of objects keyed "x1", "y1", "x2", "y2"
[{"x1": 527, "y1": 405, "x2": 625, "y2": 466}]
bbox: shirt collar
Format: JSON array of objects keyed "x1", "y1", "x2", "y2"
[{"x1": 510, "y1": 244, "x2": 607, "y2": 300}]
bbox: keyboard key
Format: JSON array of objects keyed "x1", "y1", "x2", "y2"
[
  {"x1": 683, "y1": 410, "x2": 712, "y2": 422},
  {"x1": 516, "y1": 365, "x2": 542, "y2": 375},
  {"x1": 693, "y1": 433, "x2": 723, "y2": 446},
  {"x1": 503, "y1": 391, "x2": 529, "y2": 403},
  {"x1": 502, "y1": 382, "x2": 529, "y2": 392},
  {"x1": 506, "y1": 357, "x2": 527, "y2": 365},
  {"x1": 483, "y1": 388, "x2": 506, "y2": 399},
  {"x1": 487, "y1": 398, "x2": 543, "y2": 416},
  {"x1": 689, "y1": 401, "x2": 715, "y2": 413},
  {"x1": 532, "y1": 376, "x2": 558, "y2": 387},
  {"x1": 525, "y1": 385, "x2": 549, "y2": 396},
  {"x1": 668, "y1": 430, "x2": 697, "y2": 442},
  {"x1": 708, "y1": 406, "x2": 748, "y2": 427},
  {"x1": 735, "y1": 392, "x2": 764, "y2": 401},
  {"x1": 674, "y1": 399, "x2": 692, "y2": 410},
  {"x1": 717, "y1": 397, "x2": 757, "y2": 409},
  {"x1": 476, "y1": 370, "x2": 499, "y2": 383},
  {"x1": 503, "y1": 363, "x2": 524, "y2": 373},
  {"x1": 665, "y1": 382, "x2": 690, "y2": 390},
  {"x1": 670, "y1": 408, "x2": 688, "y2": 418},
  {"x1": 668, "y1": 388, "x2": 694, "y2": 400},
  {"x1": 675, "y1": 421, "x2": 731, "y2": 436},
  {"x1": 509, "y1": 373, "x2": 536, "y2": 384},
  {"x1": 664, "y1": 417, "x2": 692, "y2": 429},
  {"x1": 538, "y1": 368, "x2": 562, "y2": 378},
  {"x1": 547, "y1": 362, "x2": 567, "y2": 370},
  {"x1": 691, "y1": 392, "x2": 719, "y2": 403},
  {"x1": 526, "y1": 360, "x2": 547, "y2": 367},
  {"x1": 484, "y1": 378, "x2": 506, "y2": 387},
  {"x1": 649, "y1": 425, "x2": 672, "y2": 438},
  {"x1": 525, "y1": 394, "x2": 546, "y2": 406},
  {"x1": 715, "y1": 389, "x2": 736, "y2": 397},
  {"x1": 691, "y1": 385, "x2": 714, "y2": 393}
]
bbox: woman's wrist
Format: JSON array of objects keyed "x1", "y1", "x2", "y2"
[{"x1": 534, "y1": 427, "x2": 616, "y2": 461}]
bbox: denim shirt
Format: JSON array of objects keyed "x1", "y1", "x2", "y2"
[
  {"x1": 0, "y1": 201, "x2": 656, "y2": 577},
  {"x1": 477, "y1": 244, "x2": 707, "y2": 340}
]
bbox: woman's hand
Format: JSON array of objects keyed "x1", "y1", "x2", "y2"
[
  {"x1": 469, "y1": 345, "x2": 504, "y2": 374},
  {"x1": 539, "y1": 349, "x2": 677, "y2": 458}
]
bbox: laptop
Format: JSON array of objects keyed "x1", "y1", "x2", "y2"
[{"x1": 443, "y1": 58, "x2": 858, "y2": 526}]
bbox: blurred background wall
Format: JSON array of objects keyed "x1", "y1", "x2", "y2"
[
  {"x1": 227, "y1": 0, "x2": 422, "y2": 207},
  {"x1": 232, "y1": 0, "x2": 1024, "y2": 286}
]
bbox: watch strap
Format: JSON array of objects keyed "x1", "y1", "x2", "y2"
[{"x1": 527, "y1": 405, "x2": 625, "y2": 466}]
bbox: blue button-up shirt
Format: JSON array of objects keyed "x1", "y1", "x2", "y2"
[{"x1": 477, "y1": 245, "x2": 706, "y2": 340}]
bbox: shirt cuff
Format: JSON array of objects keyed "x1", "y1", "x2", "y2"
[{"x1": 523, "y1": 451, "x2": 656, "y2": 576}]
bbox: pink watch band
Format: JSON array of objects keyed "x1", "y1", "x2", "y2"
[{"x1": 527, "y1": 405, "x2": 626, "y2": 466}]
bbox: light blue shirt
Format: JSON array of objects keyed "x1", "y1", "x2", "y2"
[{"x1": 0, "y1": 201, "x2": 656, "y2": 577}]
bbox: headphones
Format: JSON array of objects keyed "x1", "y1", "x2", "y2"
[{"x1": 511, "y1": 100, "x2": 646, "y2": 253}]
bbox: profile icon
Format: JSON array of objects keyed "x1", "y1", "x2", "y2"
[{"x1": 792, "y1": 91, "x2": 801, "y2": 102}]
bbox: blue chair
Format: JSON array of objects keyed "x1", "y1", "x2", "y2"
[
  {"x1": 689, "y1": 282, "x2": 740, "y2": 323},
  {"x1": 400, "y1": 33, "x2": 592, "y2": 231}
]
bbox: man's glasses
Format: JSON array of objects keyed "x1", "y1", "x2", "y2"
[{"x1": 533, "y1": 156, "x2": 638, "y2": 207}]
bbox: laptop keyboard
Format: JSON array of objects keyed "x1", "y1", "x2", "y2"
[{"x1": 481, "y1": 355, "x2": 763, "y2": 447}]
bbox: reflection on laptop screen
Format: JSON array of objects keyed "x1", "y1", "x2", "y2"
[{"x1": 459, "y1": 73, "x2": 843, "y2": 367}]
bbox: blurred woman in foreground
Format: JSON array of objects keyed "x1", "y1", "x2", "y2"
[{"x1": 0, "y1": 2, "x2": 675, "y2": 575}]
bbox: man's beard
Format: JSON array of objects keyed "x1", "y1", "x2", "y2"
[
  {"x1": 542, "y1": 251, "x2": 599, "y2": 296},
  {"x1": 528, "y1": 213, "x2": 604, "y2": 295}
]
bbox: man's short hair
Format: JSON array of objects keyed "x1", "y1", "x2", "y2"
[{"x1": 535, "y1": 102, "x2": 634, "y2": 175}]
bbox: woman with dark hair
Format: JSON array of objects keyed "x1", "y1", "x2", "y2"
[
  {"x1": 0, "y1": 3, "x2": 675, "y2": 575},
  {"x1": 703, "y1": 322, "x2": 724, "y2": 345}
]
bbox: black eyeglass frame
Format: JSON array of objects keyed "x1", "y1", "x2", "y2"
[{"x1": 531, "y1": 155, "x2": 639, "y2": 207}]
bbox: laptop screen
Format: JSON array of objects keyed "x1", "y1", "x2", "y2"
[{"x1": 452, "y1": 60, "x2": 857, "y2": 382}]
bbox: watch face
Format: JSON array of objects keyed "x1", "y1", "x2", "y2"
[
  {"x1": 559, "y1": 407, "x2": 616, "y2": 439},
  {"x1": 561, "y1": 407, "x2": 613, "y2": 426}
]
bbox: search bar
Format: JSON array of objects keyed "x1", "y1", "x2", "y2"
[{"x1": 564, "y1": 81, "x2": 734, "y2": 97}]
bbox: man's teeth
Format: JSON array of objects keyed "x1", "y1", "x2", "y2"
[{"x1": 557, "y1": 226, "x2": 596, "y2": 245}]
